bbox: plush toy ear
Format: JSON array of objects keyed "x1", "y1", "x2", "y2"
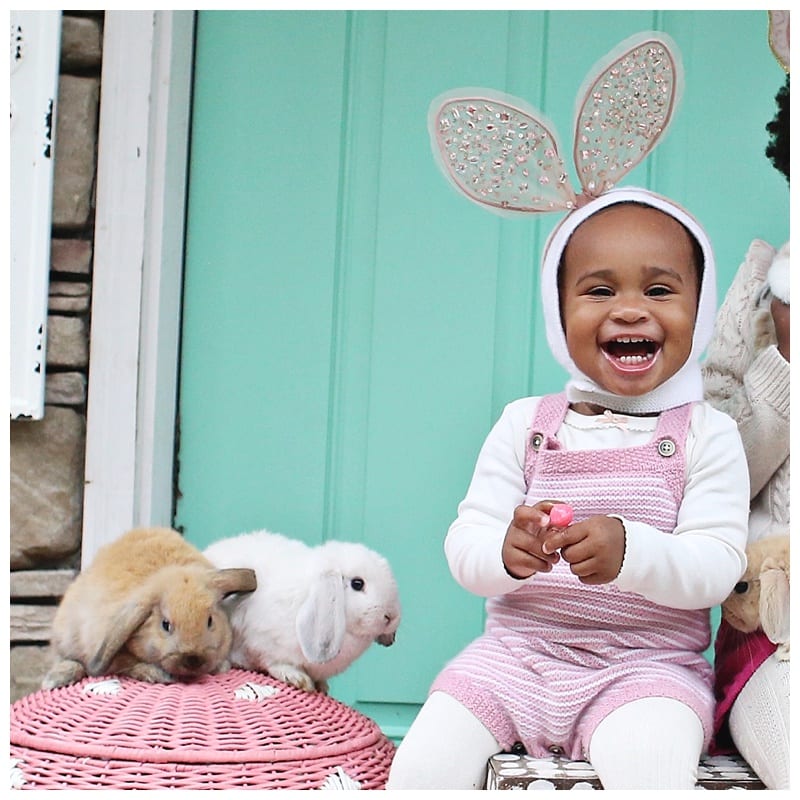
[
  {"x1": 87, "y1": 599, "x2": 153, "y2": 676},
  {"x1": 296, "y1": 571, "x2": 346, "y2": 664},
  {"x1": 759, "y1": 560, "x2": 790, "y2": 646}
]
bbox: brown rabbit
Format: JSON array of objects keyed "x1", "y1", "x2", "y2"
[
  {"x1": 722, "y1": 534, "x2": 790, "y2": 660},
  {"x1": 42, "y1": 527, "x2": 257, "y2": 689}
]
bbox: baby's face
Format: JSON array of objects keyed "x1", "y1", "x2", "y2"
[{"x1": 559, "y1": 204, "x2": 699, "y2": 398}]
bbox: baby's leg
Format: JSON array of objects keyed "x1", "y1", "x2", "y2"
[
  {"x1": 729, "y1": 655, "x2": 789, "y2": 789},
  {"x1": 589, "y1": 696, "x2": 703, "y2": 789},
  {"x1": 386, "y1": 690, "x2": 501, "y2": 789}
]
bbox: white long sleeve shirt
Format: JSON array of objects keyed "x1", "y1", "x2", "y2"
[{"x1": 445, "y1": 398, "x2": 749, "y2": 609}]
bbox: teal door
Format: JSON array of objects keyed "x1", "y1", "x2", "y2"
[{"x1": 176, "y1": 10, "x2": 788, "y2": 741}]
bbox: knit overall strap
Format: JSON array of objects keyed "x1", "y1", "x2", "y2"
[{"x1": 524, "y1": 393, "x2": 695, "y2": 508}]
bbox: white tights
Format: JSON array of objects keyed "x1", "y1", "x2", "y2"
[
  {"x1": 386, "y1": 691, "x2": 704, "y2": 789},
  {"x1": 728, "y1": 654, "x2": 790, "y2": 789}
]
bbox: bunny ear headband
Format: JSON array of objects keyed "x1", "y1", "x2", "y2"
[
  {"x1": 428, "y1": 31, "x2": 683, "y2": 215},
  {"x1": 428, "y1": 30, "x2": 717, "y2": 414}
]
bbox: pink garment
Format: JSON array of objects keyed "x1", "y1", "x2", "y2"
[
  {"x1": 431, "y1": 393, "x2": 713, "y2": 759},
  {"x1": 710, "y1": 619, "x2": 776, "y2": 753}
]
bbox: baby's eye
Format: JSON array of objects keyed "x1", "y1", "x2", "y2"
[
  {"x1": 586, "y1": 286, "x2": 613, "y2": 297},
  {"x1": 646, "y1": 285, "x2": 673, "y2": 297}
]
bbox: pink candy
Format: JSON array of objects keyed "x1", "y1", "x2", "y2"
[{"x1": 549, "y1": 503, "x2": 573, "y2": 527}]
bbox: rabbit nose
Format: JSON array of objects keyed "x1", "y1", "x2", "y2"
[{"x1": 182, "y1": 654, "x2": 205, "y2": 671}]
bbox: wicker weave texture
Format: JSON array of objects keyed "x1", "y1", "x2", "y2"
[{"x1": 10, "y1": 669, "x2": 395, "y2": 789}]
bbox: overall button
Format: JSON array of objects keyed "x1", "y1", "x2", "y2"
[
  {"x1": 548, "y1": 744, "x2": 564, "y2": 755},
  {"x1": 657, "y1": 438, "x2": 676, "y2": 457}
]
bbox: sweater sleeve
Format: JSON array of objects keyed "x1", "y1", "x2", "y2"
[
  {"x1": 444, "y1": 398, "x2": 538, "y2": 597},
  {"x1": 702, "y1": 239, "x2": 790, "y2": 497},
  {"x1": 613, "y1": 403, "x2": 749, "y2": 609}
]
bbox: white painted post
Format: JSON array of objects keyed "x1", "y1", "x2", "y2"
[{"x1": 81, "y1": 11, "x2": 194, "y2": 564}]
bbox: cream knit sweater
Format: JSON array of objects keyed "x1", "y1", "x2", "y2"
[{"x1": 702, "y1": 239, "x2": 790, "y2": 542}]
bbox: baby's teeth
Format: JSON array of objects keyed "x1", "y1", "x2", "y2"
[{"x1": 618, "y1": 353, "x2": 654, "y2": 364}]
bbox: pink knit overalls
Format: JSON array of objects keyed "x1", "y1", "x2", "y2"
[{"x1": 431, "y1": 393, "x2": 713, "y2": 759}]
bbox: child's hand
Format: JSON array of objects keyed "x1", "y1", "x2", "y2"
[
  {"x1": 771, "y1": 297, "x2": 790, "y2": 362},
  {"x1": 540, "y1": 515, "x2": 625, "y2": 584},
  {"x1": 502, "y1": 502, "x2": 562, "y2": 579}
]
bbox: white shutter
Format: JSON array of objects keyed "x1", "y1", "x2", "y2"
[{"x1": 10, "y1": 10, "x2": 62, "y2": 420}]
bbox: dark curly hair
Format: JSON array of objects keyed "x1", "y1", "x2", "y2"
[{"x1": 765, "y1": 74, "x2": 789, "y2": 182}]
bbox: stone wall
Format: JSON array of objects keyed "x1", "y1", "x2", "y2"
[{"x1": 9, "y1": 12, "x2": 103, "y2": 702}]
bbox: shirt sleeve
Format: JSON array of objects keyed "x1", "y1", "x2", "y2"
[
  {"x1": 444, "y1": 398, "x2": 538, "y2": 597},
  {"x1": 613, "y1": 403, "x2": 749, "y2": 609}
]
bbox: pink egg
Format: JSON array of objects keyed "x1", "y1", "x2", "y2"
[{"x1": 549, "y1": 504, "x2": 573, "y2": 527}]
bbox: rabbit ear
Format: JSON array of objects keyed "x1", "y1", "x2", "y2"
[
  {"x1": 571, "y1": 31, "x2": 682, "y2": 198},
  {"x1": 87, "y1": 599, "x2": 153, "y2": 676},
  {"x1": 429, "y1": 90, "x2": 577, "y2": 215},
  {"x1": 760, "y1": 560, "x2": 790, "y2": 646},
  {"x1": 296, "y1": 571, "x2": 346, "y2": 664},
  {"x1": 210, "y1": 567, "x2": 257, "y2": 598}
]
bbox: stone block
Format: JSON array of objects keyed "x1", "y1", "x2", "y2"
[
  {"x1": 10, "y1": 645, "x2": 52, "y2": 703},
  {"x1": 60, "y1": 14, "x2": 102, "y2": 73},
  {"x1": 45, "y1": 371, "x2": 87, "y2": 406},
  {"x1": 46, "y1": 315, "x2": 88, "y2": 369},
  {"x1": 49, "y1": 280, "x2": 90, "y2": 313},
  {"x1": 10, "y1": 570, "x2": 77, "y2": 599},
  {"x1": 51, "y1": 238, "x2": 92, "y2": 275},
  {"x1": 10, "y1": 406, "x2": 86, "y2": 569},
  {"x1": 11, "y1": 605, "x2": 57, "y2": 643},
  {"x1": 52, "y1": 75, "x2": 99, "y2": 230}
]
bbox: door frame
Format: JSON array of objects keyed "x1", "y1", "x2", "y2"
[{"x1": 81, "y1": 10, "x2": 193, "y2": 564}]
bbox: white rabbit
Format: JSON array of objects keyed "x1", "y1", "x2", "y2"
[{"x1": 203, "y1": 530, "x2": 401, "y2": 692}]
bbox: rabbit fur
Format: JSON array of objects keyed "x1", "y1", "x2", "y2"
[
  {"x1": 203, "y1": 530, "x2": 401, "y2": 692},
  {"x1": 42, "y1": 527, "x2": 257, "y2": 689},
  {"x1": 722, "y1": 534, "x2": 790, "y2": 661}
]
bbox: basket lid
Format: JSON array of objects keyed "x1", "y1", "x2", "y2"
[{"x1": 10, "y1": 669, "x2": 386, "y2": 765}]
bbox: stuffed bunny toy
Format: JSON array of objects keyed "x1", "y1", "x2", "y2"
[
  {"x1": 42, "y1": 527, "x2": 257, "y2": 689},
  {"x1": 722, "y1": 534, "x2": 790, "y2": 660},
  {"x1": 204, "y1": 530, "x2": 402, "y2": 692}
]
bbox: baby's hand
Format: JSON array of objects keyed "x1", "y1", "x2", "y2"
[
  {"x1": 540, "y1": 515, "x2": 625, "y2": 584},
  {"x1": 502, "y1": 501, "x2": 563, "y2": 579}
]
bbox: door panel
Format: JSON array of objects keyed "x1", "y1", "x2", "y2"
[{"x1": 177, "y1": 10, "x2": 788, "y2": 740}]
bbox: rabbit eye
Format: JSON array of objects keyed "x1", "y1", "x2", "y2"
[
  {"x1": 734, "y1": 581, "x2": 749, "y2": 594},
  {"x1": 207, "y1": 615, "x2": 213, "y2": 629},
  {"x1": 161, "y1": 618, "x2": 173, "y2": 633},
  {"x1": 350, "y1": 577, "x2": 365, "y2": 592}
]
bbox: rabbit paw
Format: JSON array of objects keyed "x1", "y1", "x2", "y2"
[
  {"x1": 126, "y1": 663, "x2": 176, "y2": 683},
  {"x1": 42, "y1": 658, "x2": 87, "y2": 689},
  {"x1": 775, "y1": 642, "x2": 790, "y2": 661},
  {"x1": 268, "y1": 663, "x2": 316, "y2": 692}
]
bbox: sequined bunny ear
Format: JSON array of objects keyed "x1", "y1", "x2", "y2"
[
  {"x1": 768, "y1": 10, "x2": 790, "y2": 73},
  {"x1": 428, "y1": 31, "x2": 682, "y2": 216},
  {"x1": 429, "y1": 90, "x2": 578, "y2": 213}
]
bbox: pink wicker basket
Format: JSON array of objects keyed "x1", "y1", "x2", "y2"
[{"x1": 10, "y1": 669, "x2": 395, "y2": 789}]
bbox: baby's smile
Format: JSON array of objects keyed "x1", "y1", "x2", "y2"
[{"x1": 601, "y1": 337, "x2": 661, "y2": 370}]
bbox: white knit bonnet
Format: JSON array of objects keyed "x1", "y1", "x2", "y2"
[{"x1": 429, "y1": 31, "x2": 717, "y2": 412}]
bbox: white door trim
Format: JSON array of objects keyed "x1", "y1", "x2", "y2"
[{"x1": 81, "y1": 10, "x2": 194, "y2": 564}]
